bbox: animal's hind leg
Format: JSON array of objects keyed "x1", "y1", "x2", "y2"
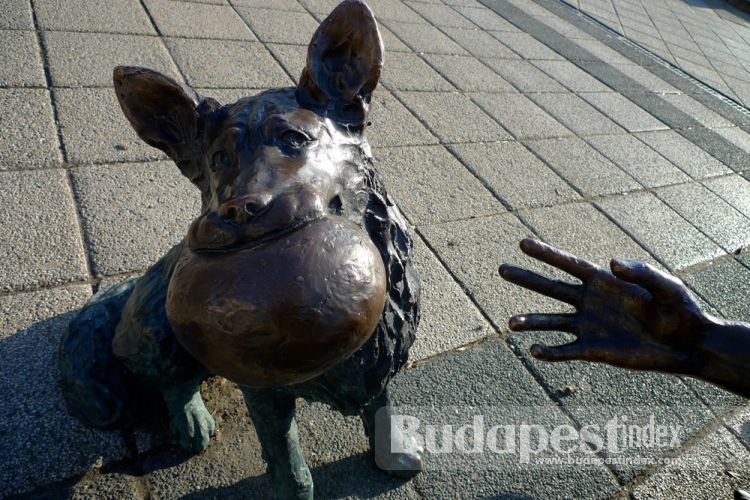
[
  {"x1": 241, "y1": 389, "x2": 313, "y2": 500},
  {"x1": 360, "y1": 386, "x2": 423, "y2": 479}
]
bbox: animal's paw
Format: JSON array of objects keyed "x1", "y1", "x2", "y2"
[
  {"x1": 373, "y1": 430, "x2": 424, "y2": 479},
  {"x1": 167, "y1": 391, "x2": 216, "y2": 453}
]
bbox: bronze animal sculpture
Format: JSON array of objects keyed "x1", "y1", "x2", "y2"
[
  {"x1": 500, "y1": 238, "x2": 750, "y2": 398},
  {"x1": 59, "y1": 2, "x2": 422, "y2": 497}
]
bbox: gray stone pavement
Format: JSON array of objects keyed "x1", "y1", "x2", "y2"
[{"x1": 1, "y1": 0, "x2": 750, "y2": 497}]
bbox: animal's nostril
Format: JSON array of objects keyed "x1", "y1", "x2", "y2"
[{"x1": 222, "y1": 206, "x2": 238, "y2": 222}]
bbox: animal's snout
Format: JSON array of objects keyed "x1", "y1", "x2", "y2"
[{"x1": 218, "y1": 194, "x2": 273, "y2": 225}]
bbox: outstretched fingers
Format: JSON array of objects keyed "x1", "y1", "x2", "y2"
[
  {"x1": 499, "y1": 264, "x2": 582, "y2": 305},
  {"x1": 610, "y1": 259, "x2": 685, "y2": 302},
  {"x1": 519, "y1": 238, "x2": 599, "y2": 281},
  {"x1": 509, "y1": 313, "x2": 578, "y2": 333},
  {"x1": 530, "y1": 340, "x2": 587, "y2": 362}
]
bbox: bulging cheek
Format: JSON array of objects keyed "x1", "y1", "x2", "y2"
[{"x1": 188, "y1": 213, "x2": 238, "y2": 250}]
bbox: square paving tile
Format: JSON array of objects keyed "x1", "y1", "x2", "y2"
[
  {"x1": 379, "y1": 24, "x2": 411, "y2": 52},
  {"x1": 635, "y1": 130, "x2": 732, "y2": 179},
  {"x1": 682, "y1": 257, "x2": 750, "y2": 323},
  {"x1": 165, "y1": 38, "x2": 291, "y2": 88},
  {"x1": 481, "y1": 59, "x2": 566, "y2": 92},
  {"x1": 374, "y1": 145, "x2": 502, "y2": 225},
  {"x1": 491, "y1": 31, "x2": 564, "y2": 60},
  {"x1": 397, "y1": 91, "x2": 512, "y2": 143},
  {"x1": 453, "y1": 5, "x2": 521, "y2": 31},
  {"x1": 659, "y1": 93, "x2": 735, "y2": 129},
  {"x1": 703, "y1": 175, "x2": 750, "y2": 220},
  {"x1": 380, "y1": 52, "x2": 455, "y2": 91},
  {"x1": 524, "y1": 137, "x2": 640, "y2": 196},
  {"x1": 0, "y1": 285, "x2": 135, "y2": 497},
  {"x1": 0, "y1": 0, "x2": 34, "y2": 29},
  {"x1": 409, "y1": 235, "x2": 494, "y2": 361},
  {"x1": 531, "y1": 60, "x2": 611, "y2": 92},
  {"x1": 472, "y1": 92, "x2": 572, "y2": 140},
  {"x1": 266, "y1": 43, "x2": 307, "y2": 83},
  {"x1": 597, "y1": 191, "x2": 723, "y2": 270},
  {"x1": 656, "y1": 182, "x2": 750, "y2": 254},
  {"x1": 235, "y1": 6, "x2": 318, "y2": 44},
  {"x1": 519, "y1": 201, "x2": 656, "y2": 267},
  {"x1": 145, "y1": 0, "x2": 255, "y2": 39},
  {"x1": 584, "y1": 133, "x2": 690, "y2": 188},
  {"x1": 0, "y1": 89, "x2": 61, "y2": 169},
  {"x1": 34, "y1": 0, "x2": 155, "y2": 34},
  {"x1": 55, "y1": 87, "x2": 167, "y2": 164},
  {"x1": 0, "y1": 170, "x2": 88, "y2": 292},
  {"x1": 528, "y1": 93, "x2": 626, "y2": 136},
  {"x1": 450, "y1": 141, "x2": 580, "y2": 209},
  {"x1": 404, "y1": 1, "x2": 475, "y2": 28},
  {"x1": 383, "y1": 20, "x2": 468, "y2": 55},
  {"x1": 367, "y1": 89, "x2": 437, "y2": 147},
  {"x1": 71, "y1": 161, "x2": 200, "y2": 276},
  {"x1": 228, "y1": 0, "x2": 304, "y2": 10},
  {"x1": 0, "y1": 30, "x2": 46, "y2": 87},
  {"x1": 441, "y1": 26, "x2": 521, "y2": 59},
  {"x1": 579, "y1": 92, "x2": 668, "y2": 132},
  {"x1": 45, "y1": 31, "x2": 181, "y2": 87},
  {"x1": 366, "y1": 0, "x2": 428, "y2": 23},
  {"x1": 424, "y1": 54, "x2": 515, "y2": 92}
]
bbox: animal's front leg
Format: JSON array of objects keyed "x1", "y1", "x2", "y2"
[
  {"x1": 163, "y1": 381, "x2": 216, "y2": 453},
  {"x1": 242, "y1": 389, "x2": 313, "y2": 500},
  {"x1": 361, "y1": 387, "x2": 423, "y2": 478}
]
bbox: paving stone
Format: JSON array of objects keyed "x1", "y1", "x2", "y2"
[
  {"x1": 424, "y1": 54, "x2": 516, "y2": 92},
  {"x1": 584, "y1": 133, "x2": 691, "y2": 188},
  {"x1": 0, "y1": 30, "x2": 46, "y2": 87},
  {"x1": 570, "y1": 39, "x2": 640, "y2": 67},
  {"x1": 404, "y1": 1, "x2": 475, "y2": 28},
  {"x1": 373, "y1": 145, "x2": 502, "y2": 225},
  {"x1": 579, "y1": 92, "x2": 668, "y2": 133},
  {"x1": 0, "y1": 170, "x2": 88, "y2": 292},
  {"x1": 0, "y1": 285, "x2": 135, "y2": 496},
  {"x1": 519, "y1": 201, "x2": 656, "y2": 268},
  {"x1": 0, "y1": 0, "x2": 33, "y2": 29},
  {"x1": 165, "y1": 38, "x2": 292, "y2": 88},
  {"x1": 726, "y1": 405, "x2": 750, "y2": 452},
  {"x1": 711, "y1": 126, "x2": 750, "y2": 154},
  {"x1": 55, "y1": 87, "x2": 167, "y2": 164},
  {"x1": 440, "y1": 27, "x2": 521, "y2": 59},
  {"x1": 397, "y1": 91, "x2": 512, "y2": 143},
  {"x1": 531, "y1": 59, "x2": 611, "y2": 92},
  {"x1": 266, "y1": 43, "x2": 307, "y2": 83},
  {"x1": 382, "y1": 20, "x2": 469, "y2": 55},
  {"x1": 471, "y1": 92, "x2": 572, "y2": 140},
  {"x1": 481, "y1": 58, "x2": 567, "y2": 92},
  {"x1": 453, "y1": 5, "x2": 521, "y2": 31},
  {"x1": 409, "y1": 235, "x2": 494, "y2": 361},
  {"x1": 390, "y1": 340, "x2": 619, "y2": 498},
  {"x1": 597, "y1": 191, "x2": 723, "y2": 270},
  {"x1": 197, "y1": 87, "x2": 267, "y2": 105},
  {"x1": 703, "y1": 175, "x2": 750, "y2": 220},
  {"x1": 72, "y1": 161, "x2": 200, "y2": 276},
  {"x1": 366, "y1": 0, "x2": 429, "y2": 24},
  {"x1": 491, "y1": 31, "x2": 564, "y2": 60},
  {"x1": 658, "y1": 94, "x2": 735, "y2": 129},
  {"x1": 380, "y1": 52, "x2": 455, "y2": 92},
  {"x1": 528, "y1": 93, "x2": 626, "y2": 136},
  {"x1": 65, "y1": 473, "x2": 142, "y2": 500},
  {"x1": 604, "y1": 63, "x2": 682, "y2": 94},
  {"x1": 631, "y1": 426, "x2": 750, "y2": 499},
  {"x1": 379, "y1": 24, "x2": 411, "y2": 53},
  {"x1": 656, "y1": 182, "x2": 750, "y2": 254},
  {"x1": 449, "y1": 141, "x2": 580, "y2": 209},
  {"x1": 367, "y1": 89, "x2": 438, "y2": 147},
  {"x1": 509, "y1": 331, "x2": 718, "y2": 483},
  {"x1": 229, "y1": 0, "x2": 304, "y2": 10},
  {"x1": 635, "y1": 130, "x2": 732, "y2": 179},
  {"x1": 34, "y1": 0, "x2": 155, "y2": 34},
  {"x1": 682, "y1": 256, "x2": 750, "y2": 324},
  {"x1": 45, "y1": 31, "x2": 181, "y2": 87},
  {"x1": 419, "y1": 213, "x2": 567, "y2": 329},
  {"x1": 524, "y1": 137, "x2": 640, "y2": 197},
  {"x1": 145, "y1": 0, "x2": 255, "y2": 39},
  {"x1": 0, "y1": 88, "x2": 61, "y2": 168},
  {"x1": 236, "y1": 6, "x2": 318, "y2": 44}
]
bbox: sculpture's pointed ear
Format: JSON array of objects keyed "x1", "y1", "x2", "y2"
[
  {"x1": 297, "y1": 0, "x2": 383, "y2": 129},
  {"x1": 113, "y1": 66, "x2": 219, "y2": 188}
]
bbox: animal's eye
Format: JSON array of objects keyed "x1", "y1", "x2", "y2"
[
  {"x1": 278, "y1": 129, "x2": 312, "y2": 151},
  {"x1": 211, "y1": 150, "x2": 231, "y2": 170}
]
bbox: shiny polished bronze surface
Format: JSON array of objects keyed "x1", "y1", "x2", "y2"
[{"x1": 167, "y1": 217, "x2": 387, "y2": 388}]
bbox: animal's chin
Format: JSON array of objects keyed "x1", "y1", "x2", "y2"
[{"x1": 187, "y1": 214, "x2": 323, "y2": 254}]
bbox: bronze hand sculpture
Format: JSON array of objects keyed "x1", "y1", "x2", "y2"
[
  {"x1": 59, "y1": 2, "x2": 422, "y2": 498},
  {"x1": 500, "y1": 238, "x2": 750, "y2": 398}
]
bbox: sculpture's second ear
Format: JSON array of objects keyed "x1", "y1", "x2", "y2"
[
  {"x1": 297, "y1": 0, "x2": 384, "y2": 128},
  {"x1": 113, "y1": 66, "x2": 219, "y2": 188}
]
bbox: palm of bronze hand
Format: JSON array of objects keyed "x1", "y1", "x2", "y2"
[{"x1": 500, "y1": 238, "x2": 710, "y2": 375}]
